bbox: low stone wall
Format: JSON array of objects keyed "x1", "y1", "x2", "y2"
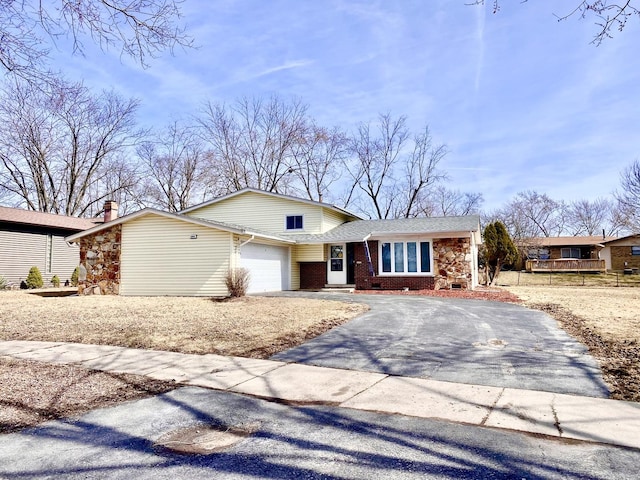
[{"x1": 78, "y1": 225, "x2": 121, "y2": 295}]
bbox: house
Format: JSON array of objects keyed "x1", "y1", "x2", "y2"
[
  {"x1": 0, "y1": 206, "x2": 100, "y2": 286},
  {"x1": 65, "y1": 189, "x2": 482, "y2": 296},
  {"x1": 522, "y1": 235, "x2": 616, "y2": 272},
  {"x1": 600, "y1": 234, "x2": 640, "y2": 272}
]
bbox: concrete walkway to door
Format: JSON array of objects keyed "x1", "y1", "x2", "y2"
[{"x1": 269, "y1": 292, "x2": 610, "y2": 398}]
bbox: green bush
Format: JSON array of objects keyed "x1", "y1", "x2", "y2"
[
  {"x1": 0, "y1": 275, "x2": 6, "y2": 290},
  {"x1": 51, "y1": 275, "x2": 60, "y2": 288},
  {"x1": 25, "y1": 266, "x2": 44, "y2": 289},
  {"x1": 224, "y1": 268, "x2": 250, "y2": 297},
  {"x1": 71, "y1": 266, "x2": 79, "y2": 287}
]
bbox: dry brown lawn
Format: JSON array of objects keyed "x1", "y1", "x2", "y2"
[
  {"x1": 0, "y1": 291, "x2": 368, "y2": 357},
  {"x1": 2, "y1": 282, "x2": 639, "y2": 434},
  {"x1": 0, "y1": 291, "x2": 367, "y2": 433}
]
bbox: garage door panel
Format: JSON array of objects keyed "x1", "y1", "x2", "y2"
[{"x1": 240, "y1": 243, "x2": 289, "y2": 293}]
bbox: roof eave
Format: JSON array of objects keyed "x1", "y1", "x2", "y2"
[{"x1": 65, "y1": 208, "x2": 296, "y2": 244}]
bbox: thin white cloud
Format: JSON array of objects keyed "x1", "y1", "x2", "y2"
[{"x1": 252, "y1": 60, "x2": 314, "y2": 80}]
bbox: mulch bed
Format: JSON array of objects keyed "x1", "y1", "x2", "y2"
[{"x1": 356, "y1": 286, "x2": 522, "y2": 303}]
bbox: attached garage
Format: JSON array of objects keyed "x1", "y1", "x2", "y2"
[{"x1": 240, "y1": 242, "x2": 290, "y2": 293}]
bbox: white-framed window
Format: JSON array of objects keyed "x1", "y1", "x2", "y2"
[
  {"x1": 379, "y1": 239, "x2": 432, "y2": 275},
  {"x1": 632, "y1": 246, "x2": 640, "y2": 256},
  {"x1": 285, "y1": 215, "x2": 304, "y2": 231},
  {"x1": 46, "y1": 234, "x2": 53, "y2": 273},
  {"x1": 561, "y1": 247, "x2": 581, "y2": 259}
]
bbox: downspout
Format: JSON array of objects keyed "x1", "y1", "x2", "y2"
[
  {"x1": 239, "y1": 235, "x2": 255, "y2": 248},
  {"x1": 363, "y1": 234, "x2": 375, "y2": 277},
  {"x1": 237, "y1": 235, "x2": 255, "y2": 270},
  {"x1": 471, "y1": 230, "x2": 478, "y2": 289}
]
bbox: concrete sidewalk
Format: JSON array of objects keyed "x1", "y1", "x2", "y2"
[{"x1": 2, "y1": 340, "x2": 638, "y2": 450}]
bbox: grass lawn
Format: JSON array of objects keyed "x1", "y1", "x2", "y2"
[
  {"x1": 0, "y1": 292, "x2": 368, "y2": 357},
  {"x1": 0, "y1": 291, "x2": 367, "y2": 433}
]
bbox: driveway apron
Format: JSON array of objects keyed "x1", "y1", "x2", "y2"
[{"x1": 269, "y1": 292, "x2": 609, "y2": 398}]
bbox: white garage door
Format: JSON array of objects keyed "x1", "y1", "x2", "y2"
[{"x1": 240, "y1": 243, "x2": 290, "y2": 293}]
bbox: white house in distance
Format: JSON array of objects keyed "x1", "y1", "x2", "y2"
[{"x1": 65, "y1": 189, "x2": 482, "y2": 296}]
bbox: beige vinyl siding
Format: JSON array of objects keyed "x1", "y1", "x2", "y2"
[
  {"x1": 186, "y1": 191, "x2": 323, "y2": 235},
  {"x1": 290, "y1": 247, "x2": 301, "y2": 290},
  {"x1": 321, "y1": 208, "x2": 352, "y2": 232},
  {"x1": 51, "y1": 236, "x2": 81, "y2": 284},
  {"x1": 120, "y1": 215, "x2": 232, "y2": 296},
  {"x1": 294, "y1": 244, "x2": 326, "y2": 262},
  {"x1": 0, "y1": 230, "x2": 79, "y2": 285}
]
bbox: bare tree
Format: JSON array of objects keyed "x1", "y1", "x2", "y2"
[
  {"x1": 0, "y1": 0, "x2": 191, "y2": 83},
  {"x1": 345, "y1": 114, "x2": 408, "y2": 219},
  {"x1": 396, "y1": 126, "x2": 448, "y2": 218},
  {"x1": 420, "y1": 185, "x2": 484, "y2": 217},
  {"x1": 138, "y1": 121, "x2": 217, "y2": 211},
  {"x1": 565, "y1": 197, "x2": 618, "y2": 236},
  {"x1": 345, "y1": 114, "x2": 446, "y2": 219},
  {"x1": 290, "y1": 124, "x2": 348, "y2": 203},
  {"x1": 0, "y1": 77, "x2": 143, "y2": 216},
  {"x1": 615, "y1": 159, "x2": 640, "y2": 231},
  {"x1": 494, "y1": 190, "x2": 565, "y2": 240},
  {"x1": 471, "y1": 1, "x2": 639, "y2": 45},
  {"x1": 198, "y1": 96, "x2": 308, "y2": 195}
]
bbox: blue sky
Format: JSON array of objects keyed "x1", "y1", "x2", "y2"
[{"x1": 53, "y1": 0, "x2": 639, "y2": 211}]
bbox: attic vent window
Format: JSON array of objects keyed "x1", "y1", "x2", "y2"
[{"x1": 286, "y1": 215, "x2": 303, "y2": 231}]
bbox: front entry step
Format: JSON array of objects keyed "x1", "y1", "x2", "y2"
[{"x1": 321, "y1": 284, "x2": 355, "y2": 293}]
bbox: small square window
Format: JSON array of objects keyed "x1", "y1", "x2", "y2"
[
  {"x1": 285, "y1": 215, "x2": 303, "y2": 230},
  {"x1": 632, "y1": 246, "x2": 640, "y2": 256}
]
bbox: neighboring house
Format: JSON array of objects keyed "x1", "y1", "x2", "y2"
[
  {"x1": 522, "y1": 236, "x2": 616, "y2": 272},
  {"x1": 65, "y1": 189, "x2": 482, "y2": 296},
  {"x1": 0, "y1": 206, "x2": 99, "y2": 286},
  {"x1": 600, "y1": 234, "x2": 640, "y2": 272}
]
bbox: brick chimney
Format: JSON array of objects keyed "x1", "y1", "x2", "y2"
[{"x1": 103, "y1": 201, "x2": 118, "y2": 223}]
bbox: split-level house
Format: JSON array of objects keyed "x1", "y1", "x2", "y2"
[{"x1": 65, "y1": 189, "x2": 482, "y2": 296}]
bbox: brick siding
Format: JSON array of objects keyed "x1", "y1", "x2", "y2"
[
  {"x1": 299, "y1": 262, "x2": 327, "y2": 289},
  {"x1": 611, "y1": 246, "x2": 640, "y2": 271}
]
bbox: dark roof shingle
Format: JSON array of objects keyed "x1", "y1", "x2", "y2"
[{"x1": 0, "y1": 206, "x2": 99, "y2": 232}]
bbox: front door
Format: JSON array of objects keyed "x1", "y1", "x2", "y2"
[
  {"x1": 327, "y1": 244, "x2": 346, "y2": 285},
  {"x1": 346, "y1": 243, "x2": 355, "y2": 284}
]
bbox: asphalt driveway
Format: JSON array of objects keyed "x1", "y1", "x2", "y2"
[{"x1": 270, "y1": 292, "x2": 609, "y2": 398}]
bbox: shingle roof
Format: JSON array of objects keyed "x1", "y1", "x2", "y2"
[
  {"x1": 292, "y1": 215, "x2": 481, "y2": 243},
  {"x1": 0, "y1": 206, "x2": 99, "y2": 232}
]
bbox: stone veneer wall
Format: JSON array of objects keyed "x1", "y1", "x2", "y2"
[
  {"x1": 78, "y1": 224, "x2": 121, "y2": 295},
  {"x1": 433, "y1": 238, "x2": 473, "y2": 289}
]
